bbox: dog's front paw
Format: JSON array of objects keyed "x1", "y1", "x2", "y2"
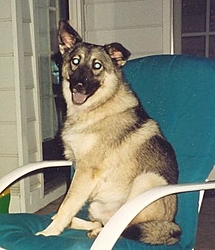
[
  {"x1": 51, "y1": 214, "x2": 56, "y2": 220},
  {"x1": 36, "y1": 221, "x2": 62, "y2": 236}
]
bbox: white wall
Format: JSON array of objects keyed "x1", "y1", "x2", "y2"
[
  {"x1": 0, "y1": 0, "x2": 42, "y2": 179},
  {"x1": 81, "y1": 0, "x2": 173, "y2": 58}
]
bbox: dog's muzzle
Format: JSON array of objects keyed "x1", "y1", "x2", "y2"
[
  {"x1": 71, "y1": 82, "x2": 90, "y2": 105},
  {"x1": 69, "y1": 69, "x2": 100, "y2": 105}
]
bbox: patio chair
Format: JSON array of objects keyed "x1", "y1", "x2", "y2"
[{"x1": 0, "y1": 54, "x2": 215, "y2": 250}]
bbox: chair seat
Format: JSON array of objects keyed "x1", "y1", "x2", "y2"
[{"x1": 0, "y1": 212, "x2": 183, "y2": 250}]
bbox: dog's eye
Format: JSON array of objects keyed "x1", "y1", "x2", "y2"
[
  {"x1": 72, "y1": 57, "x2": 80, "y2": 66},
  {"x1": 93, "y1": 61, "x2": 102, "y2": 70}
]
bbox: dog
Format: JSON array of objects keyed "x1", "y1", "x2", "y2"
[{"x1": 37, "y1": 20, "x2": 181, "y2": 245}]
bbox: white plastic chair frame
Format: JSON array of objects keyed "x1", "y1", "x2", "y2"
[{"x1": 0, "y1": 161, "x2": 215, "y2": 250}]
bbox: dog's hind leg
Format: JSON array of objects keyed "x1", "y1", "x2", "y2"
[
  {"x1": 122, "y1": 172, "x2": 181, "y2": 244},
  {"x1": 70, "y1": 217, "x2": 102, "y2": 231},
  {"x1": 127, "y1": 172, "x2": 171, "y2": 224},
  {"x1": 70, "y1": 217, "x2": 103, "y2": 239},
  {"x1": 87, "y1": 227, "x2": 103, "y2": 238}
]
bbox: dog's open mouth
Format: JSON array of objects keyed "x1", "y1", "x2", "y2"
[
  {"x1": 71, "y1": 80, "x2": 100, "y2": 105},
  {"x1": 72, "y1": 90, "x2": 90, "y2": 105}
]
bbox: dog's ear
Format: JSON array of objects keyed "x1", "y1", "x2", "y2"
[
  {"x1": 104, "y1": 43, "x2": 131, "y2": 67},
  {"x1": 58, "y1": 20, "x2": 82, "y2": 54}
]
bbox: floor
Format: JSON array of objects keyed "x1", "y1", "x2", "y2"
[
  {"x1": 195, "y1": 191, "x2": 215, "y2": 250},
  {"x1": 36, "y1": 191, "x2": 215, "y2": 250}
]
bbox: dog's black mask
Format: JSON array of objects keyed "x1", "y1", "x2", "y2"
[{"x1": 69, "y1": 66, "x2": 100, "y2": 105}]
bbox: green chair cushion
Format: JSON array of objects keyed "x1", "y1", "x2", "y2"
[{"x1": 0, "y1": 212, "x2": 182, "y2": 250}]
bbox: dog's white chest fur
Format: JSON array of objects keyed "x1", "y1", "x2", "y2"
[{"x1": 63, "y1": 131, "x2": 97, "y2": 159}]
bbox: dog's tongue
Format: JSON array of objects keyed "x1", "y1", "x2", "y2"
[{"x1": 72, "y1": 92, "x2": 88, "y2": 105}]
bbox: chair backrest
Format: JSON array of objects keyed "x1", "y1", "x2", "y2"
[{"x1": 123, "y1": 55, "x2": 215, "y2": 249}]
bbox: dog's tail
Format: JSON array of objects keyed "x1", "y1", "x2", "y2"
[{"x1": 122, "y1": 220, "x2": 181, "y2": 245}]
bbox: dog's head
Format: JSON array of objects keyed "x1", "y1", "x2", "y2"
[{"x1": 58, "y1": 20, "x2": 131, "y2": 107}]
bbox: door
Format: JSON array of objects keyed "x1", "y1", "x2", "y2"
[{"x1": 9, "y1": 0, "x2": 68, "y2": 213}]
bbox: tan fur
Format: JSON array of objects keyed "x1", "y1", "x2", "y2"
[
  {"x1": 127, "y1": 173, "x2": 177, "y2": 227},
  {"x1": 36, "y1": 21, "x2": 181, "y2": 245}
]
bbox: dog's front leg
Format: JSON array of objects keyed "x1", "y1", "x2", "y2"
[{"x1": 36, "y1": 168, "x2": 100, "y2": 236}]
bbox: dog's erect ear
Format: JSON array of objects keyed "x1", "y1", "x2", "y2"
[
  {"x1": 58, "y1": 20, "x2": 82, "y2": 54},
  {"x1": 104, "y1": 43, "x2": 131, "y2": 67}
]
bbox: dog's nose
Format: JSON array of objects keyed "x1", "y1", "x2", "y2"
[{"x1": 74, "y1": 82, "x2": 85, "y2": 93}]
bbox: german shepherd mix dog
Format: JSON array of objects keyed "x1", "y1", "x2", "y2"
[{"x1": 37, "y1": 20, "x2": 181, "y2": 245}]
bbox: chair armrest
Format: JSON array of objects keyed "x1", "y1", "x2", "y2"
[
  {"x1": 90, "y1": 181, "x2": 215, "y2": 250},
  {"x1": 0, "y1": 160, "x2": 72, "y2": 194}
]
